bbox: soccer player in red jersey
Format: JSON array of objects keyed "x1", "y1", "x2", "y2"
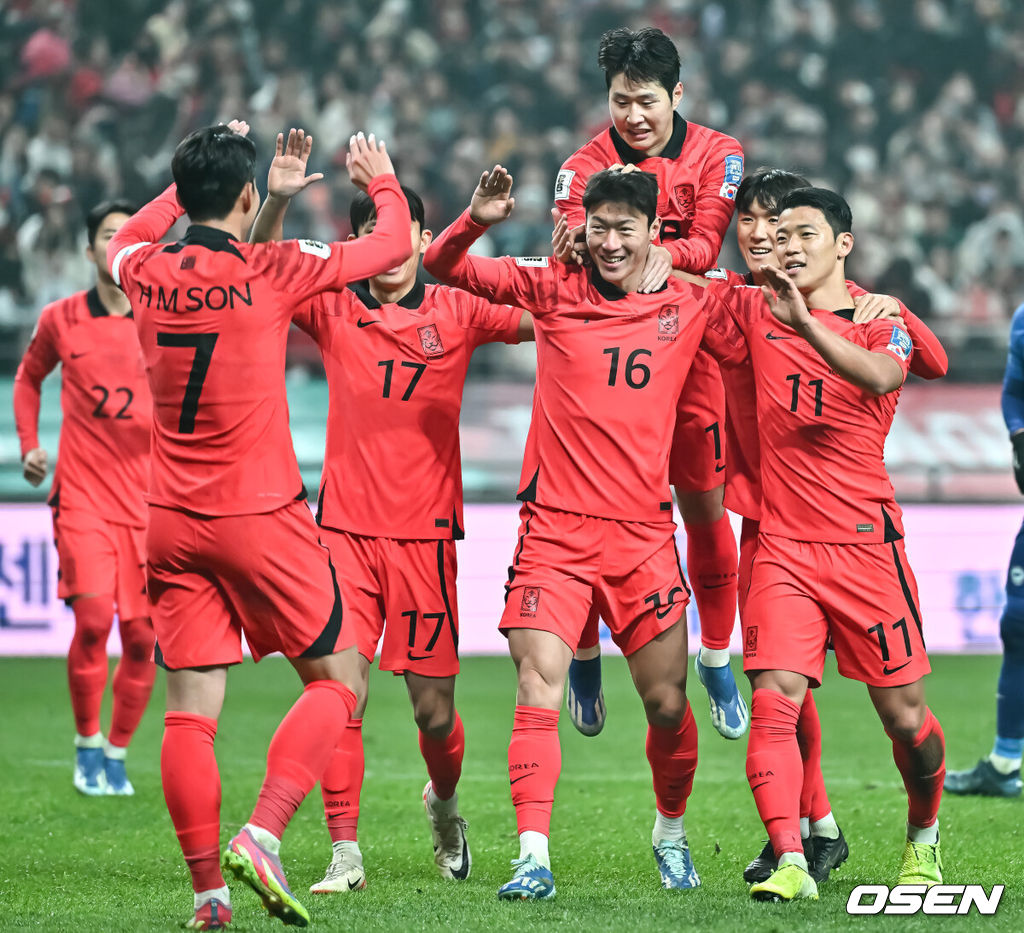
[
  {"x1": 554, "y1": 27, "x2": 746, "y2": 740},
  {"x1": 698, "y1": 187, "x2": 946, "y2": 901},
  {"x1": 14, "y1": 200, "x2": 155, "y2": 798},
  {"x1": 425, "y1": 165, "x2": 718, "y2": 899},
  {"x1": 248, "y1": 134, "x2": 532, "y2": 892},
  {"x1": 107, "y1": 124, "x2": 413, "y2": 929},
  {"x1": 677, "y1": 168, "x2": 948, "y2": 887}
]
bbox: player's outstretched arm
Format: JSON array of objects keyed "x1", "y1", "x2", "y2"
[
  {"x1": 760, "y1": 265, "x2": 904, "y2": 396},
  {"x1": 852, "y1": 293, "x2": 948, "y2": 380},
  {"x1": 334, "y1": 132, "x2": 412, "y2": 280},
  {"x1": 251, "y1": 128, "x2": 324, "y2": 244},
  {"x1": 107, "y1": 184, "x2": 184, "y2": 287}
]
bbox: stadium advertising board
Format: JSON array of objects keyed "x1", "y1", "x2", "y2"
[{"x1": 0, "y1": 502, "x2": 1017, "y2": 657}]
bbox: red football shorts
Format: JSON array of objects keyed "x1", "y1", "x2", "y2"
[
  {"x1": 742, "y1": 532, "x2": 931, "y2": 688},
  {"x1": 501, "y1": 503, "x2": 690, "y2": 656},
  {"x1": 52, "y1": 506, "x2": 147, "y2": 619},
  {"x1": 668, "y1": 349, "x2": 726, "y2": 494},
  {"x1": 737, "y1": 517, "x2": 760, "y2": 620},
  {"x1": 318, "y1": 527, "x2": 459, "y2": 677},
  {"x1": 146, "y1": 501, "x2": 350, "y2": 670}
]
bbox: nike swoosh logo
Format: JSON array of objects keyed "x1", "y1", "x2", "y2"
[
  {"x1": 357, "y1": 318, "x2": 382, "y2": 328},
  {"x1": 703, "y1": 582, "x2": 732, "y2": 589},
  {"x1": 509, "y1": 774, "x2": 531, "y2": 785},
  {"x1": 765, "y1": 331, "x2": 791, "y2": 340},
  {"x1": 750, "y1": 781, "x2": 769, "y2": 792},
  {"x1": 70, "y1": 351, "x2": 87, "y2": 359},
  {"x1": 714, "y1": 464, "x2": 726, "y2": 473},
  {"x1": 348, "y1": 879, "x2": 362, "y2": 890},
  {"x1": 407, "y1": 653, "x2": 430, "y2": 661},
  {"x1": 882, "y1": 660, "x2": 912, "y2": 675}
]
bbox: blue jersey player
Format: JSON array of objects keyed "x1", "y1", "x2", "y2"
[{"x1": 945, "y1": 302, "x2": 1024, "y2": 797}]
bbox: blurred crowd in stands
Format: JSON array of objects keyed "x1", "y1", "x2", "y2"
[{"x1": 1, "y1": 0, "x2": 1022, "y2": 379}]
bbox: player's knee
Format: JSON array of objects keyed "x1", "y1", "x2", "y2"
[
  {"x1": 412, "y1": 696, "x2": 455, "y2": 738},
  {"x1": 641, "y1": 683, "x2": 687, "y2": 729},
  {"x1": 676, "y1": 486, "x2": 725, "y2": 525},
  {"x1": 120, "y1": 617, "x2": 155, "y2": 662},
  {"x1": 1000, "y1": 604, "x2": 1024, "y2": 661},
  {"x1": 516, "y1": 664, "x2": 563, "y2": 709},
  {"x1": 881, "y1": 704, "x2": 926, "y2": 742}
]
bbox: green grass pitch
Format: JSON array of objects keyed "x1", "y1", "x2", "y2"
[{"x1": 2, "y1": 653, "x2": 1021, "y2": 931}]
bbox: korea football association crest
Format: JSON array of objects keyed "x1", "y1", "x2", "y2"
[
  {"x1": 658, "y1": 305, "x2": 679, "y2": 341},
  {"x1": 520, "y1": 587, "x2": 541, "y2": 616},
  {"x1": 673, "y1": 184, "x2": 696, "y2": 221},
  {"x1": 418, "y1": 324, "x2": 444, "y2": 359}
]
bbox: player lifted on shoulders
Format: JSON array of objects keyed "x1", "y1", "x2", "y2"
[
  {"x1": 945, "y1": 301, "x2": 1024, "y2": 798},
  {"x1": 14, "y1": 200, "x2": 155, "y2": 797},
  {"x1": 700, "y1": 187, "x2": 946, "y2": 901},
  {"x1": 248, "y1": 130, "x2": 533, "y2": 893},
  {"x1": 108, "y1": 123, "x2": 412, "y2": 929},
  {"x1": 555, "y1": 26, "x2": 746, "y2": 740},
  {"x1": 426, "y1": 165, "x2": 720, "y2": 899},
  {"x1": 671, "y1": 167, "x2": 948, "y2": 886}
]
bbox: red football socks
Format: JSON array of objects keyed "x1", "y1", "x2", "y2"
[
  {"x1": 108, "y1": 616, "x2": 155, "y2": 747},
  {"x1": 746, "y1": 688, "x2": 804, "y2": 857},
  {"x1": 162, "y1": 712, "x2": 224, "y2": 892},
  {"x1": 419, "y1": 711, "x2": 465, "y2": 801},
  {"x1": 796, "y1": 689, "x2": 831, "y2": 822},
  {"x1": 250, "y1": 680, "x2": 356, "y2": 839},
  {"x1": 67, "y1": 595, "x2": 114, "y2": 737},
  {"x1": 685, "y1": 514, "x2": 739, "y2": 651},
  {"x1": 508, "y1": 705, "x2": 561, "y2": 835},
  {"x1": 321, "y1": 717, "x2": 364, "y2": 843},
  {"x1": 646, "y1": 702, "x2": 698, "y2": 817},
  {"x1": 889, "y1": 707, "x2": 945, "y2": 828}
]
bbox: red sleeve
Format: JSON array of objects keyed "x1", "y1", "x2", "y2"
[
  {"x1": 866, "y1": 319, "x2": 913, "y2": 382},
  {"x1": 108, "y1": 184, "x2": 184, "y2": 288},
  {"x1": 262, "y1": 176, "x2": 412, "y2": 305},
  {"x1": 423, "y1": 210, "x2": 555, "y2": 314},
  {"x1": 699, "y1": 287, "x2": 749, "y2": 366},
  {"x1": 901, "y1": 306, "x2": 948, "y2": 380},
  {"x1": 456, "y1": 292, "x2": 524, "y2": 347},
  {"x1": 553, "y1": 149, "x2": 598, "y2": 230},
  {"x1": 13, "y1": 304, "x2": 61, "y2": 456},
  {"x1": 662, "y1": 139, "x2": 743, "y2": 274}
]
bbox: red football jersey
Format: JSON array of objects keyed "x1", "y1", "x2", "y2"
[
  {"x1": 292, "y1": 279, "x2": 523, "y2": 539},
  {"x1": 108, "y1": 178, "x2": 411, "y2": 516},
  {"x1": 555, "y1": 115, "x2": 743, "y2": 274},
  {"x1": 704, "y1": 285, "x2": 912, "y2": 544},
  {"x1": 425, "y1": 211, "x2": 725, "y2": 523},
  {"x1": 13, "y1": 289, "x2": 152, "y2": 526}
]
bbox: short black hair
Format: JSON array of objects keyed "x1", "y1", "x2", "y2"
[
  {"x1": 350, "y1": 184, "x2": 424, "y2": 234},
  {"x1": 86, "y1": 199, "x2": 136, "y2": 246},
  {"x1": 171, "y1": 125, "x2": 257, "y2": 222},
  {"x1": 598, "y1": 27, "x2": 680, "y2": 96},
  {"x1": 582, "y1": 169, "x2": 659, "y2": 226},
  {"x1": 735, "y1": 168, "x2": 811, "y2": 216},
  {"x1": 776, "y1": 186, "x2": 853, "y2": 237}
]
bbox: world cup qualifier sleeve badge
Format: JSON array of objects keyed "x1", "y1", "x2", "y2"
[{"x1": 418, "y1": 324, "x2": 444, "y2": 358}]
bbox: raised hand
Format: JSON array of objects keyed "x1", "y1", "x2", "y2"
[
  {"x1": 267, "y1": 128, "x2": 324, "y2": 200},
  {"x1": 551, "y1": 208, "x2": 587, "y2": 266},
  {"x1": 469, "y1": 165, "x2": 515, "y2": 226},
  {"x1": 760, "y1": 264, "x2": 812, "y2": 329},
  {"x1": 225, "y1": 119, "x2": 250, "y2": 137},
  {"x1": 346, "y1": 132, "x2": 396, "y2": 192}
]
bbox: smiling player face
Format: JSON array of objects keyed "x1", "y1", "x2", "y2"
[
  {"x1": 585, "y1": 200, "x2": 659, "y2": 291},
  {"x1": 736, "y1": 199, "x2": 783, "y2": 277},
  {"x1": 356, "y1": 218, "x2": 432, "y2": 292},
  {"x1": 607, "y1": 73, "x2": 683, "y2": 158},
  {"x1": 774, "y1": 205, "x2": 851, "y2": 294}
]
